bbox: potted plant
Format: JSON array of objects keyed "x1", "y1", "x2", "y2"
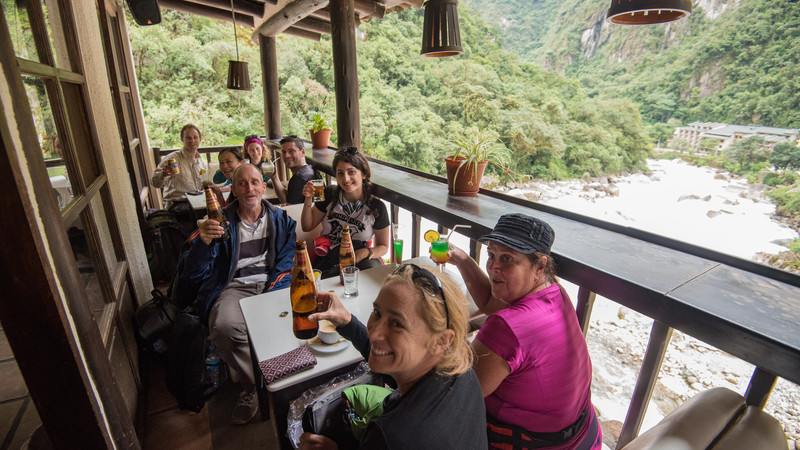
[
  {"x1": 445, "y1": 127, "x2": 510, "y2": 196},
  {"x1": 306, "y1": 111, "x2": 335, "y2": 149}
]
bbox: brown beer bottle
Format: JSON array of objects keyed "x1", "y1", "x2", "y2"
[
  {"x1": 205, "y1": 186, "x2": 230, "y2": 241},
  {"x1": 339, "y1": 225, "x2": 356, "y2": 283},
  {"x1": 291, "y1": 241, "x2": 318, "y2": 339}
]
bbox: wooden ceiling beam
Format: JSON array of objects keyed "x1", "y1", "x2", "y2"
[
  {"x1": 308, "y1": 8, "x2": 330, "y2": 21},
  {"x1": 180, "y1": 0, "x2": 267, "y2": 17},
  {"x1": 292, "y1": 16, "x2": 331, "y2": 34},
  {"x1": 255, "y1": 0, "x2": 329, "y2": 36},
  {"x1": 284, "y1": 26, "x2": 322, "y2": 41},
  {"x1": 353, "y1": 0, "x2": 385, "y2": 19},
  {"x1": 159, "y1": 0, "x2": 256, "y2": 26}
]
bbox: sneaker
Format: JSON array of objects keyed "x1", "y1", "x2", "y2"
[{"x1": 231, "y1": 387, "x2": 258, "y2": 425}]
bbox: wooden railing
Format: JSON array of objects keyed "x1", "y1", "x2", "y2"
[
  {"x1": 153, "y1": 141, "x2": 800, "y2": 449},
  {"x1": 304, "y1": 147, "x2": 800, "y2": 450}
]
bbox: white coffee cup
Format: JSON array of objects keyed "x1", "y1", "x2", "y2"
[{"x1": 318, "y1": 320, "x2": 340, "y2": 344}]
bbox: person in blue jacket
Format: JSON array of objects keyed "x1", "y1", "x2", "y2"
[{"x1": 178, "y1": 163, "x2": 296, "y2": 425}]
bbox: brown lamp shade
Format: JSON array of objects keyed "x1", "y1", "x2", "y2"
[
  {"x1": 227, "y1": 60, "x2": 251, "y2": 90},
  {"x1": 607, "y1": 0, "x2": 692, "y2": 25},
  {"x1": 421, "y1": 0, "x2": 463, "y2": 57}
]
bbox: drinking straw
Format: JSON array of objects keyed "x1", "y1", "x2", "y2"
[{"x1": 446, "y1": 224, "x2": 471, "y2": 241}]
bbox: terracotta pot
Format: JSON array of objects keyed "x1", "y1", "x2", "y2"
[
  {"x1": 309, "y1": 129, "x2": 333, "y2": 149},
  {"x1": 445, "y1": 156, "x2": 487, "y2": 196}
]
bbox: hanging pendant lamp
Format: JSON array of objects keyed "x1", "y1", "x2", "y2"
[
  {"x1": 226, "y1": 0, "x2": 250, "y2": 90},
  {"x1": 607, "y1": 0, "x2": 692, "y2": 25},
  {"x1": 420, "y1": 0, "x2": 463, "y2": 57}
]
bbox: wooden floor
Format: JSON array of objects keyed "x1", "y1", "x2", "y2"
[
  {"x1": 0, "y1": 327, "x2": 44, "y2": 450},
  {"x1": 0, "y1": 325, "x2": 278, "y2": 449},
  {"x1": 139, "y1": 353, "x2": 278, "y2": 450}
]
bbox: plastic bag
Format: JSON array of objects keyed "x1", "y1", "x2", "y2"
[{"x1": 286, "y1": 362, "x2": 383, "y2": 448}]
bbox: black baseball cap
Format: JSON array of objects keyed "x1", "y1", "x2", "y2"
[{"x1": 479, "y1": 213, "x2": 555, "y2": 255}]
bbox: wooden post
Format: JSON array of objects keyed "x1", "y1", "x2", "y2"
[
  {"x1": 260, "y1": 34, "x2": 287, "y2": 182},
  {"x1": 329, "y1": 0, "x2": 360, "y2": 149}
]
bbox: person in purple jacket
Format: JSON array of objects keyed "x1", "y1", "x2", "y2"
[{"x1": 449, "y1": 213, "x2": 602, "y2": 450}]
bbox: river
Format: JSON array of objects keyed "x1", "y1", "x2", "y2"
[{"x1": 508, "y1": 158, "x2": 798, "y2": 259}]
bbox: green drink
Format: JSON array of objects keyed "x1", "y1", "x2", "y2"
[
  {"x1": 430, "y1": 238, "x2": 450, "y2": 265},
  {"x1": 393, "y1": 239, "x2": 403, "y2": 264}
]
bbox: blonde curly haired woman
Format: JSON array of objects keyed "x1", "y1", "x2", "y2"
[{"x1": 301, "y1": 264, "x2": 487, "y2": 449}]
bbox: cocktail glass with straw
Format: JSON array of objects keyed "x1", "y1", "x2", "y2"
[{"x1": 429, "y1": 225, "x2": 471, "y2": 271}]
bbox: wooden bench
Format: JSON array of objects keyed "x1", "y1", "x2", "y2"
[{"x1": 621, "y1": 387, "x2": 787, "y2": 450}]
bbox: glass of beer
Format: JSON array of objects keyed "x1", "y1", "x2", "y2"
[
  {"x1": 261, "y1": 160, "x2": 274, "y2": 177},
  {"x1": 311, "y1": 179, "x2": 325, "y2": 202},
  {"x1": 166, "y1": 158, "x2": 179, "y2": 175}
]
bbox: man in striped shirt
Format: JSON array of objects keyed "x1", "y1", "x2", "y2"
[{"x1": 179, "y1": 164, "x2": 296, "y2": 424}]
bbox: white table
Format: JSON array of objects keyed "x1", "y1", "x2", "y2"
[{"x1": 240, "y1": 257, "x2": 457, "y2": 448}]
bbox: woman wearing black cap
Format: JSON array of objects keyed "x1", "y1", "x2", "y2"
[{"x1": 449, "y1": 213, "x2": 602, "y2": 450}]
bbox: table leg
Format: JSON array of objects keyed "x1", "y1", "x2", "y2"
[{"x1": 248, "y1": 338, "x2": 270, "y2": 421}]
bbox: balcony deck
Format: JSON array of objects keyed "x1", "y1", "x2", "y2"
[{"x1": 152, "y1": 144, "x2": 799, "y2": 448}]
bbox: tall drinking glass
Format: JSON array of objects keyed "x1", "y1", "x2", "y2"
[
  {"x1": 430, "y1": 238, "x2": 450, "y2": 271},
  {"x1": 392, "y1": 223, "x2": 403, "y2": 264}
]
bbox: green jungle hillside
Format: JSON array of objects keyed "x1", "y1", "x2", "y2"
[
  {"x1": 129, "y1": 7, "x2": 651, "y2": 181},
  {"x1": 463, "y1": 0, "x2": 800, "y2": 144}
]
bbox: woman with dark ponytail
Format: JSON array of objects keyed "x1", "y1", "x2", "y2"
[{"x1": 300, "y1": 147, "x2": 390, "y2": 279}]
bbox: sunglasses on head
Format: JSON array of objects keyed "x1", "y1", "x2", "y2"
[
  {"x1": 393, "y1": 264, "x2": 450, "y2": 329},
  {"x1": 245, "y1": 134, "x2": 260, "y2": 141}
]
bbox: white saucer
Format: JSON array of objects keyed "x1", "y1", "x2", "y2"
[{"x1": 307, "y1": 335, "x2": 351, "y2": 353}]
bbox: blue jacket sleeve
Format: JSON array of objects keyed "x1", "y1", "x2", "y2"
[
  {"x1": 266, "y1": 208, "x2": 297, "y2": 291},
  {"x1": 179, "y1": 234, "x2": 218, "y2": 282}
]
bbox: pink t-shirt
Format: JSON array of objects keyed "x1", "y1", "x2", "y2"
[{"x1": 477, "y1": 283, "x2": 595, "y2": 446}]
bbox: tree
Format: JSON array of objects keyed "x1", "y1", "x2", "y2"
[
  {"x1": 770, "y1": 141, "x2": 800, "y2": 171},
  {"x1": 699, "y1": 137, "x2": 719, "y2": 155},
  {"x1": 669, "y1": 137, "x2": 690, "y2": 152},
  {"x1": 725, "y1": 135, "x2": 769, "y2": 171}
]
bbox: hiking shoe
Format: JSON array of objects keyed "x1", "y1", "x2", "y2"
[{"x1": 231, "y1": 388, "x2": 258, "y2": 425}]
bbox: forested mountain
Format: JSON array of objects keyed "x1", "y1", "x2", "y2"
[
  {"x1": 462, "y1": 0, "x2": 800, "y2": 142},
  {"x1": 129, "y1": 7, "x2": 650, "y2": 180}
]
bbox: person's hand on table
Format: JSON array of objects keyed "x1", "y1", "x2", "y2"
[
  {"x1": 309, "y1": 291, "x2": 351, "y2": 327},
  {"x1": 299, "y1": 432, "x2": 338, "y2": 450},
  {"x1": 198, "y1": 218, "x2": 225, "y2": 245}
]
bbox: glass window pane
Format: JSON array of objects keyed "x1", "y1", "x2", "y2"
[
  {"x1": 3, "y1": 0, "x2": 41, "y2": 62},
  {"x1": 124, "y1": 92, "x2": 137, "y2": 140},
  {"x1": 42, "y1": 0, "x2": 66, "y2": 70},
  {"x1": 66, "y1": 213, "x2": 105, "y2": 320},
  {"x1": 110, "y1": 15, "x2": 129, "y2": 87},
  {"x1": 61, "y1": 81, "x2": 102, "y2": 184},
  {"x1": 91, "y1": 189, "x2": 124, "y2": 268},
  {"x1": 22, "y1": 75, "x2": 76, "y2": 210}
]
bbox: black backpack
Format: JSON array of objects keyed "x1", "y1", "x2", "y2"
[
  {"x1": 144, "y1": 210, "x2": 187, "y2": 284},
  {"x1": 165, "y1": 307, "x2": 226, "y2": 412}
]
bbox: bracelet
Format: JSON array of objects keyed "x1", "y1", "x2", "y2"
[{"x1": 367, "y1": 247, "x2": 374, "y2": 260}]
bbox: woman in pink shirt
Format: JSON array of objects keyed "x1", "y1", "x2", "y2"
[{"x1": 450, "y1": 214, "x2": 602, "y2": 450}]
